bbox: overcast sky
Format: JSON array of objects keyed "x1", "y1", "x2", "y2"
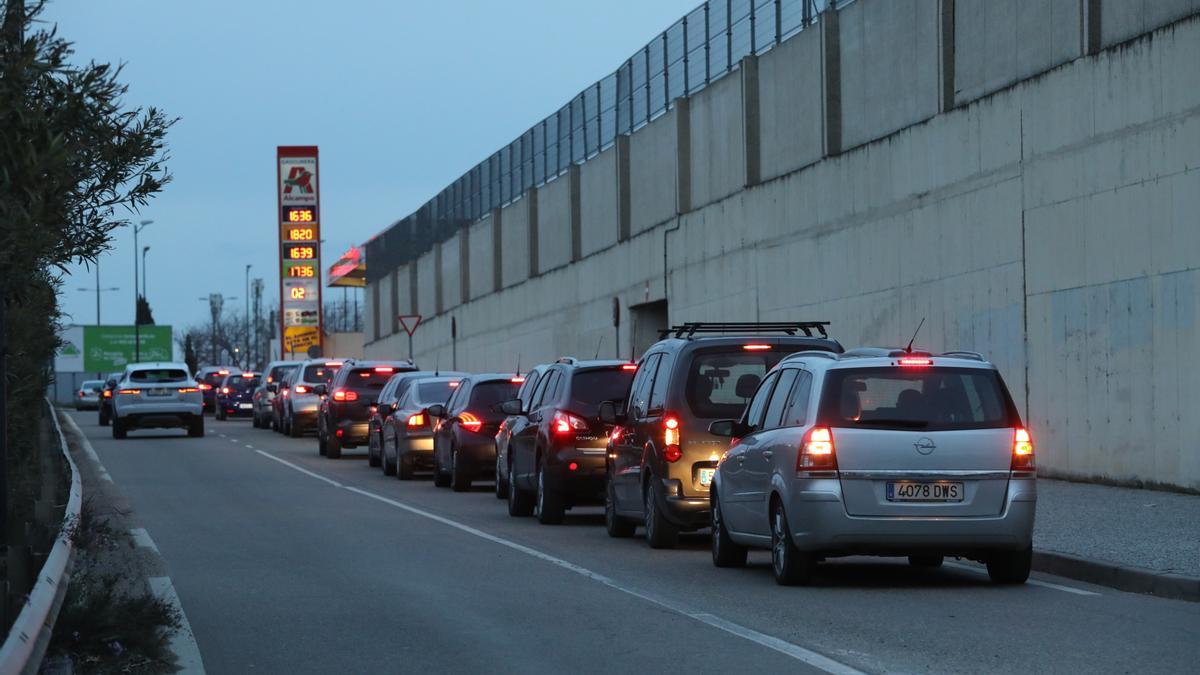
[{"x1": 48, "y1": 0, "x2": 699, "y2": 333}]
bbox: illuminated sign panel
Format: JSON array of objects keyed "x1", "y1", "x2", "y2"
[{"x1": 277, "y1": 146, "x2": 322, "y2": 358}]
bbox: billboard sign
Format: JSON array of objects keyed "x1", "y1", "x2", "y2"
[
  {"x1": 78, "y1": 325, "x2": 173, "y2": 372},
  {"x1": 278, "y1": 146, "x2": 323, "y2": 358}
]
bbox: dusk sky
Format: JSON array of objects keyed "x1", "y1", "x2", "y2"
[{"x1": 48, "y1": 0, "x2": 700, "y2": 334}]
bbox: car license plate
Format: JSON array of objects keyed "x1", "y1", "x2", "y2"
[
  {"x1": 886, "y1": 481, "x2": 963, "y2": 502},
  {"x1": 239, "y1": 403, "x2": 253, "y2": 409},
  {"x1": 698, "y1": 468, "x2": 715, "y2": 487},
  {"x1": 146, "y1": 388, "x2": 171, "y2": 397}
]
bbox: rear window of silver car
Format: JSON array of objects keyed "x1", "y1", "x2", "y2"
[
  {"x1": 819, "y1": 367, "x2": 1016, "y2": 431},
  {"x1": 130, "y1": 369, "x2": 189, "y2": 383}
]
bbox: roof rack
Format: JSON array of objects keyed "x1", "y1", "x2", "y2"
[{"x1": 658, "y1": 322, "x2": 831, "y2": 340}]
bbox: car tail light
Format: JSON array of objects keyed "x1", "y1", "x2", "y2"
[
  {"x1": 118, "y1": 388, "x2": 142, "y2": 395},
  {"x1": 448, "y1": 380, "x2": 461, "y2": 387},
  {"x1": 335, "y1": 429, "x2": 344, "y2": 437},
  {"x1": 332, "y1": 389, "x2": 358, "y2": 402},
  {"x1": 552, "y1": 411, "x2": 589, "y2": 436},
  {"x1": 408, "y1": 413, "x2": 427, "y2": 427},
  {"x1": 663, "y1": 415, "x2": 682, "y2": 462},
  {"x1": 568, "y1": 462, "x2": 579, "y2": 471},
  {"x1": 103, "y1": 390, "x2": 112, "y2": 398},
  {"x1": 743, "y1": 344, "x2": 771, "y2": 351},
  {"x1": 897, "y1": 357, "x2": 933, "y2": 367},
  {"x1": 324, "y1": 361, "x2": 343, "y2": 367},
  {"x1": 293, "y1": 385, "x2": 310, "y2": 394},
  {"x1": 460, "y1": 412, "x2": 483, "y2": 433},
  {"x1": 797, "y1": 426, "x2": 837, "y2": 472},
  {"x1": 178, "y1": 387, "x2": 199, "y2": 393},
  {"x1": 621, "y1": 363, "x2": 638, "y2": 371},
  {"x1": 220, "y1": 386, "x2": 230, "y2": 395},
  {"x1": 198, "y1": 383, "x2": 213, "y2": 391},
  {"x1": 1012, "y1": 428, "x2": 1036, "y2": 474},
  {"x1": 218, "y1": 370, "x2": 229, "y2": 375},
  {"x1": 374, "y1": 366, "x2": 395, "y2": 373},
  {"x1": 510, "y1": 376, "x2": 526, "y2": 383}
]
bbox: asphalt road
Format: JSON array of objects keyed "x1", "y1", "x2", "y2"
[{"x1": 68, "y1": 411, "x2": 1199, "y2": 674}]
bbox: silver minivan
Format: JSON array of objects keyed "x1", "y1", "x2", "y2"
[{"x1": 708, "y1": 348, "x2": 1036, "y2": 586}]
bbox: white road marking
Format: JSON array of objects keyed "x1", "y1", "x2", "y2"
[
  {"x1": 945, "y1": 562, "x2": 1101, "y2": 596},
  {"x1": 129, "y1": 527, "x2": 160, "y2": 553},
  {"x1": 244, "y1": 444, "x2": 254, "y2": 449},
  {"x1": 229, "y1": 439, "x2": 240, "y2": 445},
  {"x1": 59, "y1": 413, "x2": 113, "y2": 481},
  {"x1": 251, "y1": 448, "x2": 863, "y2": 674},
  {"x1": 148, "y1": 576, "x2": 207, "y2": 674}
]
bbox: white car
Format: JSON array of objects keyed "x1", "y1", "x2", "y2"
[
  {"x1": 708, "y1": 348, "x2": 1036, "y2": 586},
  {"x1": 111, "y1": 362, "x2": 205, "y2": 439},
  {"x1": 75, "y1": 379, "x2": 104, "y2": 410}
]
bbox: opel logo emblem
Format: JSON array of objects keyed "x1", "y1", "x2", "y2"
[{"x1": 914, "y1": 437, "x2": 936, "y2": 455}]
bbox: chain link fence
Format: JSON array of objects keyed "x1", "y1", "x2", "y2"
[{"x1": 368, "y1": 0, "x2": 833, "y2": 280}]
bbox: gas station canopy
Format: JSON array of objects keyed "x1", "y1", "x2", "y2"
[{"x1": 328, "y1": 246, "x2": 365, "y2": 288}]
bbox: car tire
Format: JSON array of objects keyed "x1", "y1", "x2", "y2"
[
  {"x1": 99, "y1": 408, "x2": 110, "y2": 426},
  {"x1": 326, "y1": 429, "x2": 342, "y2": 459},
  {"x1": 397, "y1": 449, "x2": 414, "y2": 481},
  {"x1": 986, "y1": 547, "x2": 1032, "y2": 584},
  {"x1": 450, "y1": 447, "x2": 472, "y2": 492},
  {"x1": 535, "y1": 461, "x2": 565, "y2": 525},
  {"x1": 433, "y1": 452, "x2": 452, "y2": 488},
  {"x1": 216, "y1": 407, "x2": 226, "y2": 421},
  {"x1": 382, "y1": 438, "x2": 397, "y2": 477},
  {"x1": 909, "y1": 555, "x2": 944, "y2": 569},
  {"x1": 271, "y1": 415, "x2": 279, "y2": 432},
  {"x1": 188, "y1": 415, "x2": 205, "y2": 438},
  {"x1": 112, "y1": 417, "x2": 127, "y2": 440},
  {"x1": 605, "y1": 478, "x2": 636, "y2": 538},
  {"x1": 368, "y1": 433, "x2": 382, "y2": 468},
  {"x1": 289, "y1": 417, "x2": 302, "y2": 438},
  {"x1": 507, "y1": 470, "x2": 534, "y2": 517},
  {"x1": 643, "y1": 480, "x2": 679, "y2": 549},
  {"x1": 494, "y1": 453, "x2": 507, "y2": 500},
  {"x1": 771, "y1": 500, "x2": 815, "y2": 586},
  {"x1": 711, "y1": 490, "x2": 748, "y2": 568}
]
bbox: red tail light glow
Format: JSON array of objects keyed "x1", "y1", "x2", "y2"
[
  {"x1": 742, "y1": 344, "x2": 771, "y2": 351},
  {"x1": 510, "y1": 376, "x2": 526, "y2": 383},
  {"x1": 568, "y1": 462, "x2": 579, "y2": 471},
  {"x1": 374, "y1": 366, "x2": 395, "y2": 373},
  {"x1": 897, "y1": 357, "x2": 933, "y2": 367},
  {"x1": 118, "y1": 388, "x2": 142, "y2": 395},
  {"x1": 448, "y1": 381, "x2": 460, "y2": 387},
  {"x1": 324, "y1": 361, "x2": 343, "y2": 367},
  {"x1": 220, "y1": 387, "x2": 230, "y2": 395},
  {"x1": 217, "y1": 370, "x2": 229, "y2": 375},
  {"x1": 332, "y1": 389, "x2": 358, "y2": 402},
  {"x1": 552, "y1": 411, "x2": 589, "y2": 436},
  {"x1": 621, "y1": 363, "x2": 638, "y2": 371},
  {"x1": 797, "y1": 427, "x2": 837, "y2": 472},
  {"x1": 198, "y1": 383, "x2": 213, "y2": 391},
  {"x1": 460, "y1": 412, "x2": 483, "y2": 433},
  {"x1": 407, "y1": 413, "x2": 426, "y2": 427},
  {"x1": 293, "y1": 385, "x2": 310, "y2": 394},
  {"x1": 663, "y1": 415, "x2": 682, "y2": 462},
  {"x1": 103, "y1": 390, "x2": 112, "y2": 398},
  {"x1": 178, "y1": 387, "x2": 199, "y2": 393},
  {"x1": 1012, "y1": 428, "x2": 1035, "y2": 473}
]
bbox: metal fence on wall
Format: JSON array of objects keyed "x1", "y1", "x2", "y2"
[{"x1": 367, "y1": 0, "x2": 831, "y2": 281}]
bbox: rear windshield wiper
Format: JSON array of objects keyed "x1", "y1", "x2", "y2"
[{"x1": 853, "y1": 419, "x2": 929, "y2": 429}]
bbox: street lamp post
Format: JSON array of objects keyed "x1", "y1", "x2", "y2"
[
  {"x1": 142, "y1": 246, "x2": 150, "y2": 300},
  {"x1": 245, "y1": 264, "x2": 252, "y2": 369},
  {"x1": 133, "y1": 219, "x2": 152, "y2": 361}
]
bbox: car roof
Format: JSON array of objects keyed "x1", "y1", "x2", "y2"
[
  {"x1": 466, "y1": 373, "x2": 526, "y2": 384},
  {"x1": 647, "y1": 335, "x2": 843, "y2": 354},
  {"x1": 780, "y1": 348, "x2": 996, "y2": 372},
  {"x1": 128, "y1": 361, "x2": 190, "y2": 371}
]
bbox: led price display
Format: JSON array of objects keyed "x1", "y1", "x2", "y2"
[
  {"x1": 285, "y1": 227, "x2": 316, "y2": 242},
  {"x1": 286, "y1": 246, "x2": 316, "y2": 260},
  {"x1": 290, "y1": 286, "x2": 308, "y2": 300},
  {"x1": 283, "y1": 206, "x2": 316, "y2": 223},
  {"x1": 287, "y1": 264, "x2": 316, "y2": 278}
]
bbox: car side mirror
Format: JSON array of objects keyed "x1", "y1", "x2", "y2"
[
  {"x1": 708, "y1": 419, "x2": 744, "y2": 438},
  {"x1": 313, "y1": 384, "x2": 328, "y2": 396},
  {"x1": 426, "y1": 404, "x2": 446, "y2": 419},
  {"x1": 598, "y1": 400, "x2": 625, "y2": 425},
  {"x1": 497, "y1": 399, "x2": 524, "y2": 416}
]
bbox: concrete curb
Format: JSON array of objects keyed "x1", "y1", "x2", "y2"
[{"x1": 1033, "y1": 550, "x2": 1200, "y2": 602}]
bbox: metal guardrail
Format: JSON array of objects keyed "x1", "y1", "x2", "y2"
[
  {"x1": 0, "y1": 401, "x2": 82, "y2": 673},
  {"x1": 366, "y1": 0, "x2": 834, "y2": 280}
]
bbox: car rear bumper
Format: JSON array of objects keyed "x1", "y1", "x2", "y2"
[
  {"x1": 397, "y1": 436, "x2": 434, "y2": 456},
  {"x1": 783, "y1": 478, "x2": 1036, "y2": 554},
  {"x1": 118, "y1": 411, "x2": 201, "y2": 428},
  {"x1": 547, "y1": 449, "x2": 607, "y2": 503},
  {"x1": 333, "y1": 420, "x2": 370, "y2": 445}
]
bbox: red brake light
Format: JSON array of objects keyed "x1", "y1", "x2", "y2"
[
  {"x1": 510, "y1": 376, "x2": 526, "y2": 383},
  {"x1": 1012, "y1": 428, "x2": 1035, "y2": 473},
  {"x1": 552, "y1": 411, "x2": 588, "y2": 436},
  {"x1": 324, "y1": 361, "x2": 343, "y2": 367},
  {"x1": 621, "y1": 363, "x2": 638, "y2": 371},
  {"x1": 568, "y1": 462, "x2": 579, "y2": 471},
  {"x1": 220, "y1": 387, "x2": 230, "y2": 395},
  {"x1": 797, "y1": 427, "x2": 837, "y2": 472},
  {"x1": 103, "y1": 390, "x2": 112, "y2": 398},
  {"x1": 897, "y1": 357, "x2": 933, "y2": 367},
  {"x1": 293, "y1": 385, "x2": 310, "y2": 394},
  {"x1": 663, "y1": 415, "x2": 682, "y2": 461},
  {"x1": 198, "y1": 383, "x2": 212, "y2": 391},
  {"x1": 374, "y1": 366, "x2": 395, "y2": 373},
  {"x1": 407, "y1": 413, "x2": 426, "y2": 427},
  {"x1": 118, "y1": 388, "x2": 142, "y2": 395},
  {"x1": 332, "y1": 389, "x2": 358, "y2": 402},
  {"x1": 743, "y1": 344, "x2": 771, "y2": 351},
  {"x1": 460, "y1": 412, "x2": 483, "y2": 433},
  {"x1": 448, "y1": 381, "x2": 460, "y2": 388}
]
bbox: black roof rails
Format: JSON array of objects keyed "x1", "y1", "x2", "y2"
[{"x1": 658, "y1": 322, "x2": 831, "y2": 340}]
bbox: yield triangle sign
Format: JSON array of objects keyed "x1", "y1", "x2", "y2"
[{"x1": 398, "y1": 314, "x2": 422, "y2": 336}]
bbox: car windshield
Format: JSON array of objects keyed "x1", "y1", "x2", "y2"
[
  {"x1": 415, "y1": 381, "x2": 456, "y2": 405},
  {"x1": 130, "y1": 369, "x2": 189, "y2": 384},
  {"x1": 819, "y1": 367, "x2": 1015, "y2": 431},
  {"x1": 684, "y1": 350, "x2": 791, "y2": 419},
  {"x1": 302, "y1": 364, "x2": 341, "y2": 383},
  {"x1": 569, "y1": 369, "x2": 637, "y2": 418},
  {"x1": 225, "y1": 375, "x2": 260, "y2": 392},
  {"x1": 343, "y1": 368, "x2": 394, "y2": 393}
]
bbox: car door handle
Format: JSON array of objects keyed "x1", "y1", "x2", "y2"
[{"x1": 762, "y1": 451, "x2": 773, "y2": 460}]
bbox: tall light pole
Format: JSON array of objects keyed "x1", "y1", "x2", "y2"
[
  {"x1": 245, "y1": 264, "x2": 252, "y2": 369},
  {"x1": 133, "y1": 219, "x2": 152, "y2": 361},
  {"x1": 142, "y1": 246, "x2": 150, "y2": 300}
]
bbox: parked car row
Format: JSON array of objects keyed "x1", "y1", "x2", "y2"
[{"x1": 232, "y1": 322, "x2": 1039, "y2": 587}]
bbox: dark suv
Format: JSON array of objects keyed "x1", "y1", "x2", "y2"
[
  {"x1": 502, "y1": 360, "x2": 637, "y2": 523},
  {"x1": 195, "y1": 366, "x2": 242, "y2": 413},
  {"x1": 601, "y1": 322, "x2": 842, "y2": 548},
  {"x1": 493, "y1": 363, "x2": 553, "y2": 499},
  {"x1": 428, "y1": 374, "x2": 523, "y2": 491},
  {"x1": 316, "y1": 360, "x2": 416, "y2": 458}
]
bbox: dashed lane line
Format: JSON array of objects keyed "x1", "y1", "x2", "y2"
[
  {"x1": 129, "y1": 527, "x2": 160, "y2": 553},
  {"x1": 255, "y1": 448, "x2": 865, "y2": 675},
  {"x1": 148, "y1": 577, "x2": 207, "y2": 674}
]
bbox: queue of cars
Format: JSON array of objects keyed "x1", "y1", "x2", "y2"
[{"x1": 106, "y1": 321, "x2": 1037, "y2": 587}]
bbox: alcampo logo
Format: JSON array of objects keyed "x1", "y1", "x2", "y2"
[{"x1": 283, "y1": 166, "x2": 314, "y2": 194}]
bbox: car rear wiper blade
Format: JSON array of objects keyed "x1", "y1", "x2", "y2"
[{"x1": 853, "y1": 418, "x2": 929, "y2": 428}]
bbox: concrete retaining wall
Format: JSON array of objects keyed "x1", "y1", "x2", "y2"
[{"x1": 366, "y1": 6, "x2": 1199, "y2": 489}]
